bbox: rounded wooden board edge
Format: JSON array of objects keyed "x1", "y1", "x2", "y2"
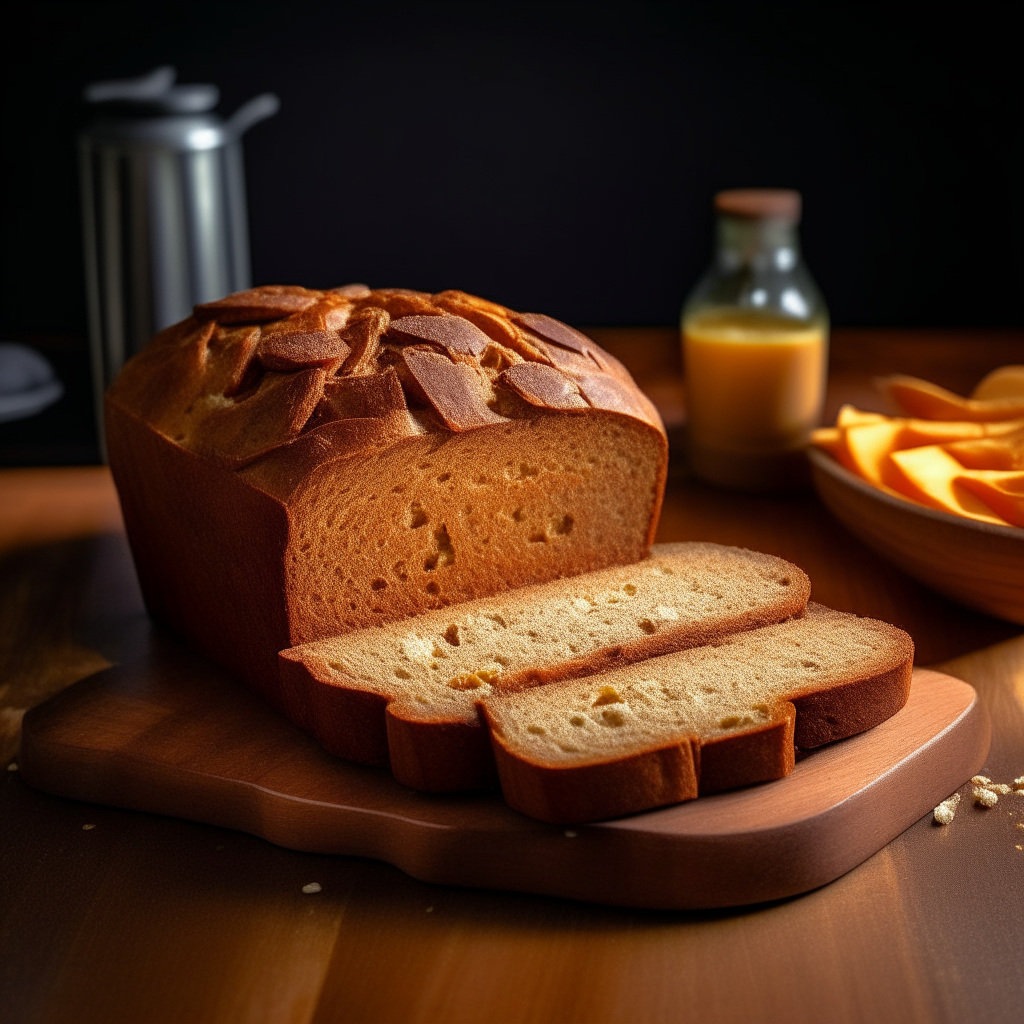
[{"x1": 17, "y1": 662, "x2": 989, "y2": 910}]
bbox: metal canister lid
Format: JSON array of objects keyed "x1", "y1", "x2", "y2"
[
  {"x1": 84, "y1": 65, "x2": 220, "y2": 114},
  {"x1": 80, "y1": 67, "x2": 278, "y2": 151}
]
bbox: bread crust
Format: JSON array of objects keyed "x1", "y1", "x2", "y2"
[
  {"x1": 696, "y1": 702, "x2": 796, "y2": 795},
  {"x1": 106, "y1": 402, "x2": 292, "y2": 697},
  {"x1": 490, "y1": 739, "x2": 699, "y2": 824},
  {"x1": 789, "y1": 658, "x2": 913, "y2": 748},
  {"x1": 479, "y1": 606, "x2": 915, "y2": 823},
  {"x1": 385, "y1": 710, "x2": 499, "y2": 792},
  {"x1": 107, "y1": 286, "x2": 669, "y2": 691},
  {"x1": 275, "y1": 658, "x2": 391, "y2": 765}
]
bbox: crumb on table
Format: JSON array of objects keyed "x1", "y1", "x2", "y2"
[
  {"x1": 933, "y1": 793, "x2": 961, "y2": 825},
  {"x1": 973, "y1": 786, "x2": 998, "y2": 808}
]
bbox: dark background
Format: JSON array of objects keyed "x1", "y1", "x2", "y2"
[{"x1": 1, "y1": 1, "x2": 1021, "y2": 461}]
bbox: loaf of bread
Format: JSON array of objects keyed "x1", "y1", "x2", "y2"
[
  {"x1": 278, "y1": 542, "x2": 811, "y2": 790},
  {"x1": 105, "y1": 286, "x2": 668, "y2": 696},
  {"x1": 481, "y1": 603, "x2": 914, "y2": 822}
]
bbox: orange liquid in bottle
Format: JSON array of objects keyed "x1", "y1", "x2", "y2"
[{"x1": 683, "y1": 309, "x2": 827, "y2": 489}]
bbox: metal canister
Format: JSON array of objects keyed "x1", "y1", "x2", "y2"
[{"x1": 78, "y1": 66, "x2": 279, "y2": 444}]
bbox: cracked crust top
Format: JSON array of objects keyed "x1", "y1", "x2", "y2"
[{"x1": 107, "y1": 285, "x2": 665, "y2": 477}]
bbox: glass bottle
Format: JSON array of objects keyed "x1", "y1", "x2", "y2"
[{"x1": 681, "y1": 189, "x2": 828, "y2": 490}]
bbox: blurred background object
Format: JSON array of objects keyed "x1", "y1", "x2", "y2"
[
  {"x1": 0, "y1": 344, "x2": 64, "y2": 423},
  {"x1": 79, "y1": 65, "x2": 278, "y2": 446},
  {"x1": 0, "y1": 2, "x2": 1020, "y2": 466}
]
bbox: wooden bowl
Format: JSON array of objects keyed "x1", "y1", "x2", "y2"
[{"x1": 808, "y1": 447, "x2": 1024, "y2": 624}]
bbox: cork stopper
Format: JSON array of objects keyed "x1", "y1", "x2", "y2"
[{"x1": 715, "y1": 189, "x2": 802, "y2": 222}]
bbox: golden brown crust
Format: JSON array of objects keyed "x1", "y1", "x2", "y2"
[
  {"x1": 490, "y1": 737, "x2": 699, "y2": 824},
  {"x1": 276, "y1": 655, "x2": 392, "y2": 765},
  {"x1": 108, "y1": 285, "x2": 666, "y2": 485},
  {"x1": 193, "y1": 285, "x2": 320, "y2": 322},
  {"x1": 105, "y1": 402, "x2": 292, "y2": 697},
  {"x1": 339, "y1": 307, "x2": 389, "y2": 375},
  {"x1": 109, "y1": 286, "x2": 667, "y2": 472},
  {"x1": 385, "y1": 710, "x2": 499, "y2": 792},
  {"x1": 399, "y1": 348, "x2": 505, "y2": 430},
  {"x1": 192, "y1": 368, "x2": 328, "y2": 468},
  {"x1": 500, "y1": 363, "x2": 589, "y2": 410},
  {"x1": 789, "y1": 658, "x2": 913, "y2": 747},
  {"x1": 258, "y1": 329, "x2": 351, "y2": 372},
  {"x1": 696, "y1": 702, "x2": 796, "y2": 795}
]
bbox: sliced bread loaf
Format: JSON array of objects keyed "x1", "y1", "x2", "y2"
[
  {"x1": 277, "y1": 542, "x2": 810, "y2": 791},
  {"x1": 480, "y1": 603, "x2": 914, "y2": 823}
]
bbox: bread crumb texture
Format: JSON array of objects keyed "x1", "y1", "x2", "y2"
[
  {"x1": 483, "y1": 604, "x2": 908, "y2": 769},
  {"x1": 478, "y1": 603, "x2": 914, "y2": 822},
  {"x1": 285, "y1": 414, "x2": 663, "y2": 637}
]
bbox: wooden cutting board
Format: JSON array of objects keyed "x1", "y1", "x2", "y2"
[{"x1": 18, "y1": 633, "x2": 989, "y2": 910}]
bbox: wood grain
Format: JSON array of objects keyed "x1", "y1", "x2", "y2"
[
  {"x1": 0, "y1": 466, "x2": 123, "y2": 555},
  {"x1": 2, "y1": 328, "x2": 1023, "y2": 1024}
]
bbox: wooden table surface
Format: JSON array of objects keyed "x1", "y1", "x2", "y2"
[{"x1": 2, "y1": 329, "x2": 1022, "y2": 1024}]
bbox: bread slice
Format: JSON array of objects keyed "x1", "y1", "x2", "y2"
[
  {"x1": 480, "y1": 603, "x2": 914, "y2": 823},
  {"x1": 278, "y1": 542, "x2": 810, "y2": 791},
  {"x1": 106, "y1": 286, "x2": 669, "y2": 696}
]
